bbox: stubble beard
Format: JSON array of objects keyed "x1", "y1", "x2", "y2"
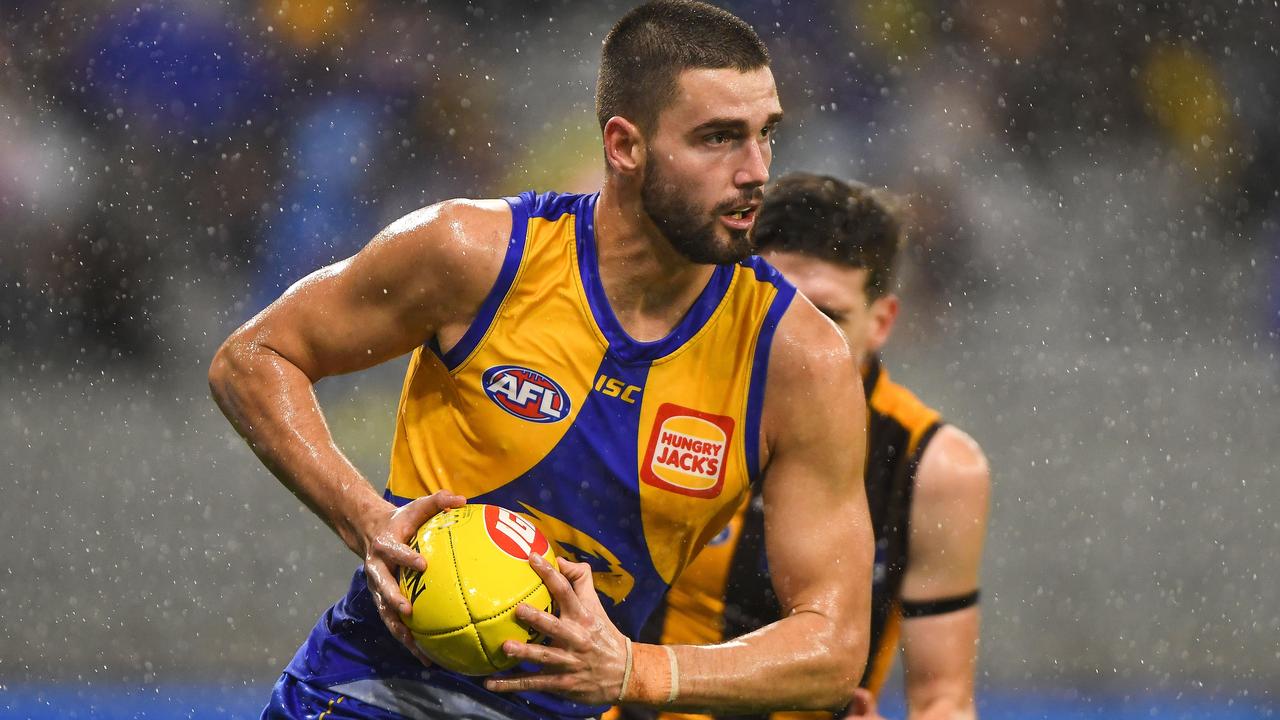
[{"x1": 640, "y1": 152, "x2": 754, "y2": 265}]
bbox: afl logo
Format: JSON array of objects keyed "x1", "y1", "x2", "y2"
[{"x1": 482, "y1": 365, "x2": 572, "y2": 423}]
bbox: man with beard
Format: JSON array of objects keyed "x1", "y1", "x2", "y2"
[
  {"x1": 209, "y1": 3, "x2": 873, "y2": 719},
  {"x1": 624, "y1": 174, "x2": 990, "y2": 720}
]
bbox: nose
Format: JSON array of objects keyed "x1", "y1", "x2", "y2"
[{"x1": 734, "y1": 136, "x2": 770, "y2": 189}]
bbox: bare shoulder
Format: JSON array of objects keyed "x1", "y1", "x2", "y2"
[
  {"x1": 901, "y1": 424, "x2": 989, "y2": 598},
  {"x1": 360, "y1": 197, "x2": 513, "y2": 323},
  {"x1": 916, "y1": 425, "x2": 991, "y2": 508},
  {"x1": 760, "y1": 295, "x2": 861, "y2": 454},
  {"x1": 766, "y1": 293, "x2": 857, "y2": 392},
  {"x1": 239, "y1": 197, "x2": 516, "y2": 379}
]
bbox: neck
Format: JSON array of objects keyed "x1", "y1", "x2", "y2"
[{"x1": 593, "y1": 176, "x2": 718, "y2": 343}]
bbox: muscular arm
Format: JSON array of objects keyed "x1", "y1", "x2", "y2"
[
  {"x1": 898, "y1": 426, "x2": 990, "y2": 720},
  {"x1": 488, "y1": 298, "x2": 872, "y2": 712},
  {"x1": 207, "y1": 199, "x2": 511, "y2": 655},
  {"x1": 663, "y1": 299, "x2": 873, "y2": 712}
]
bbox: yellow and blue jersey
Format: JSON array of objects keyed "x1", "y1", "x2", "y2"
[
  {"x1": 618, "y1": 358, "x2": 943, "y2": 720},
  {"x1": 281, "y1": 190, "x2": 797, "y2": 719}
]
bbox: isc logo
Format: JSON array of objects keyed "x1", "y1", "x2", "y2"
[
  {"x1": 482, "y1": 365, "x2": 572, "y2": 423},
  {"x1": 594, "y1": 374, "x2": 641, "y2": 403}
]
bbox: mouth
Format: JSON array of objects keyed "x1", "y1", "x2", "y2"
[{"x1": 720, "y1": 204, "x2": 758, "y2": 231}]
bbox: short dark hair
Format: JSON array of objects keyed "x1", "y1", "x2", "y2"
[
  {"x1": 596, "y1": 0, "x2": 770, "y2": 135},
  {"x1": 753, "y1": 172, "x2": 902, "y2": 299}
]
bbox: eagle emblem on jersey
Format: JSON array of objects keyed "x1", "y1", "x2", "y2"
[
  {"x1": 641, "y1": 403, "x2": 734, "y2": 498},
  {"x1": 482, "y1": 365, "x2": 572, "y2": 423},
  {"x1": 517, "y1": 503, "x2": 635, "y2": 605}
]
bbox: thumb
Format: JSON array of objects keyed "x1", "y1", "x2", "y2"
[
  {"x1": 558, "y1": 559, "x2": 610, "y2": 613},
  {"x1": 557, "y1": 558, "x2": 591, "y2": 584},
  {"x1": 556, "y1": 560, "x2": 595, "y2": 593},
  {"x1": 397, "y1": 491, "x2": 466, "y2": 533}
]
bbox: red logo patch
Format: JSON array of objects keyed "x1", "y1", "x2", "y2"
[
  {"x1": 483, "y1": 506, "x2": 550, "y2": 560},
  {"x1": 641, "y1": 403, "x2": 734, "y2": 498}
]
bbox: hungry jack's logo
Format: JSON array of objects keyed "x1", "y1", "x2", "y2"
[{"x1": 641, "y1": 403, "x2": 734, "y2": 498}]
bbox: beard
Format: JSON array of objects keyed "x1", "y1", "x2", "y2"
[{"x1": 640, "y1": 151, "x2": 756, "y2": 265}]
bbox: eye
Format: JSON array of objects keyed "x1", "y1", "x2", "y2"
[
  {"x1": 761, "y1": 124, "x2": 778, "y2": 141},
  {"x1": 706, "y1": 131, "x2": 731, "y2": 145}
]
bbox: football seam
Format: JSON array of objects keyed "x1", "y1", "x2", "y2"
[
  {"x1": 469, "y1": 621, "x2": 494, "y2": 669},
  {"x1": 446, "y1": 521, "x2": 542, "y2": 622},
  {"x1": 470, "y1": 581, "x2": 546, "y2": 624},
  {"x1": 447, "y1": 525, "x2": 475, "y2": 626},
  {"x1": 414, "y1": 578, "x2": 544, "y2": 638}
]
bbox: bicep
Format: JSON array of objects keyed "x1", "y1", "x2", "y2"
[
  {"x1": 899, "y1": 426, "x2": 990, "y2": 601},
  {"x1": 898, "y1": 426, "x2": 989, "y2": 713},
  {"x1": 759, "y1": 306, "x2": 871, "y2": 622},
  {"x1": 243, "y1": 200, "x2": 510, "y2": 380}
]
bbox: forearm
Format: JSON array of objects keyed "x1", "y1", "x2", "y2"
[
  {"x1": 900, "y1": 608, "x2": 981, "y2": 720},
  {"x1": 209, "y1": 336, "x2": 386, "y2": 555},
  {"x1": 634, "y1": 609, "x2": 866, "y2": 713}
]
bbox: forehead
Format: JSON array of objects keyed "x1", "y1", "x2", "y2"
[
  {"x1": 658, "y1": 66, "x2": 781, "y2": 132},
  {"x1": 763, "y1": 251, "x2": 869, "y2": 307}
]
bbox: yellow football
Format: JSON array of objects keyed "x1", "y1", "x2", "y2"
[{"x1": 398, "y1": 503, "x2": 557, "y2": 675}]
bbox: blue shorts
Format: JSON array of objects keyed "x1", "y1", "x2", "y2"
[
  {"x1": 262, "y1": 672, "x2": 558, "y2": 720},
  {"x1": 278, "y1": 568, "x2": 605, "y2": 719},
  {"x1": 263, "y1": 674, "x2": 406, "y2": 720}
]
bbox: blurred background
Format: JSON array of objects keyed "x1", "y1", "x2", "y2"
[{"x1": 2, "y1": 0, "x2": 1278, "y2": 717}]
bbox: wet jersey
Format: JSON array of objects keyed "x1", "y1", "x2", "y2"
[
  {"x1": 281, "y1": 190, "x2": 797, "y2": 719},
  {"x1": 621, "y1": 358, "x2": 943, "y2": 720}
]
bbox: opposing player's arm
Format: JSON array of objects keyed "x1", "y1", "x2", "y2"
[
  {"x1": 664, "y1": 297, "x2": 873, "y2": 712},
  {"x1": 208, "y1": 198, "x2": 511, "y2": 661},
  {"x1": 897, "y1": 426, "x2": 990, "y2": 720}
]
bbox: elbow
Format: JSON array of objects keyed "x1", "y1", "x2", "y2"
[
  {"x1": 806, "y1": 621, "x2": 868, "y2": 711},
  {"x1": 208, "y1": 330, "x2": 255, "y2": 410},
  {"x1": 208, "y1": 341, "x2": 231, "y2": 401}
]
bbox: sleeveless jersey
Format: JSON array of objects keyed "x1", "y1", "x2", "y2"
[
  {"x1": 618, "y1": 357, "x2": 943, "y2": 720},
  {"x1": 281, "y1": 190, "x2": 797, "y2": 719}
]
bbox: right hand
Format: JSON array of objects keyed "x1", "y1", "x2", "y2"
[
  {"x1": 358, "y1": 490, "x2": 467, "y2": 666},
  {"x1": 844, "y1": 688, "x2": 889, "y2": 719}
]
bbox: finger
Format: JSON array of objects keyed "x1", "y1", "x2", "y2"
[
  {"x1": 529, "y1": 552, "x2": 584, "y2": 618},
  {"x1": 484, "y1": 672, "x2": 566, "y2": 695},
  {"x1": 370, "y1": 585, "x2": 434, "y2": 667},
  {"x1": 555, "y1": 559, "x2": 606, "y2": 609},
  {"x1": 367, "y1": 559, "x2": 413, "y2": 615},
  {"x1": 853, "y1": 688, "x2": 876, "y2": 709},
  {"x1": 396, "y1": 491, "x2": 466, "y2": 535},
  {"x1": 846, "y1": 688, "x2": 876, "y2": 717},
  {"x1": 386, "y1": 612, "x2": 434, "y2": 667},
  {"x1": 514, "y1": 602, "x2": 580, "y2": 646},
  {"x1": 373, "y1": 534, "x2": 426, "y2": 573},
  {"x1": 500, "y1": 639, "x2": 578, "y2": 669},
  {"x1": 556, "y1": 558, "x2": 592, "y2": 583}
]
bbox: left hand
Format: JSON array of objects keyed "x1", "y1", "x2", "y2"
[{"x1": 484, "y1": 553, "x2": 630, "y2": 704}]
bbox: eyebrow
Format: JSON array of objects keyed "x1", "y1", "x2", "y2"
[{"x1": 690, "y1": 111, "x2": 785, "y2": 134}]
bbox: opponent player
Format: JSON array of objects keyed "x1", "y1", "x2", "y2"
[
  {"x1": 624, "y1": 174, "x2": 990, "y2": 720},
  {"x1": 209, "y1": 3, "x2": 873, "y2": 719}
]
